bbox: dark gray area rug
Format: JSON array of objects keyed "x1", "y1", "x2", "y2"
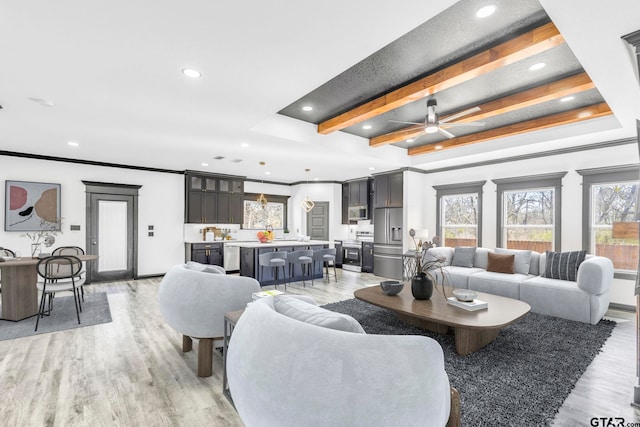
[
  {"x1": 0, "y1": 292, "x2": 112, "y2": 340},
  {"x1": 322, "y1": 298, "x2": 616, "y2": 426}
]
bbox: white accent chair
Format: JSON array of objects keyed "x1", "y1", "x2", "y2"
[
  {"x1": 158, "y1": 263, "x2": 260, "y2": 377},
  {"x1": 227, "y1": 296, "x2": 456, "y2": 427}
]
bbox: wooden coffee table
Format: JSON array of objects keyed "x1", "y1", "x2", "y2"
[{"x1": 354, "y1": 284, "x2": 531, "y2": 356}]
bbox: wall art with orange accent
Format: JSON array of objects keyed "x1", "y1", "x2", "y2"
[{"x1": 4, "y1": 180, "x2": 61, "y2": 231}]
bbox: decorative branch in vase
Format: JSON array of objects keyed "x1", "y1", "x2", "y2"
[
  {"x1": 24, "y1": 218, "x2": 63, "y2": 258},
  {"x1": 411, "y1": 235, "x2": 449, "y2": 300}
]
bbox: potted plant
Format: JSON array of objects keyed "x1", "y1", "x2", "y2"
[
  {"x1": 25, "y1": 218, "x2": 62, "y2": 258},
  {"x1": 411, "y1": 236, "x2": 447, "y2": 300}
]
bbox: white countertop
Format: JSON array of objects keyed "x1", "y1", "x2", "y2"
[{"x1": 225, "y1": 240, "x2": 331, "y2": 248}]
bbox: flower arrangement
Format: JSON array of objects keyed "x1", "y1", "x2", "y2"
[
  {"x1": 25, "y1": 218, "x2": 62, "y2": 257},
  {"x1": 413, "y1": 236, "x2": 449, "y2": 299}
]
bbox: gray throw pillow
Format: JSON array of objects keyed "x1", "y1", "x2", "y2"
[
  {"x1": 451, "y1": 246, "x2": 476, "y2": 268},
  {"x1": 495, "y1": 248, "x2": 532, "y2": 275},
  {"x1": 544, "y1": 250, "x2": 586, "y2": 281}
]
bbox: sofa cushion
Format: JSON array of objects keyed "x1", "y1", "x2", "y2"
[
  {"x1": 495, "y1": 248, "x2": 532, "y2": 275},
  {"x1": 468, "y1": 271, "x2": 529, "y2": 299},
  {"x1": 185, "y1": 261, "x2": 225, "y2": 274},
  {"x1": 487, "y1": 252, "x2": 515, "y2": 274},
  {"x1": 544, "y1": 250, "x2": 586, "y2": 281},
  {"x1": 273, "y1": 295, "x2": 365, "y2": 334},
  {"x1": 426, "y1": 247, "x2": 454, "y2": 266},
  {"x1": 442, "y1": 265, "x2": 484, "y2": 289},
  {"x1": 473, "y1": 248, "x2": 491, "y2": 269},
  {"x1": 451, "y1": 246, "x2": 476, "y2": 268}
]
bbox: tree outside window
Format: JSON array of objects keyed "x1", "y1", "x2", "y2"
[
  {"x1": 503, "y1": 188, "x2": 554, "y2": 252},
  {"x1": 591, "y1": 181, "x2": 639, "y2": 271},
  {"x1": 243, "y1": 200, "x2": 284, "y2": 229},
  {"x1": 442, "y1": 193, "x2": 478, "y2": 247}
]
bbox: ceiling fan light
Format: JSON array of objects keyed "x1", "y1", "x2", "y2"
[
  {"x1": 476, "y1": 4, "x2": 496, "y2": 18},
  {"x1": 425, "y1": 125, "x2": 439, "y2": 134}
]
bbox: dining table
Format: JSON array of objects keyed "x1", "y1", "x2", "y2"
[{"x1": 0, "y1": 254, "x2": 98, "y2": 321}]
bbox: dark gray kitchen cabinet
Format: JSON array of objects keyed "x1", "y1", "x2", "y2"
[{"x1": 373, "y1": 172, "x2": 403, "y2": 208}]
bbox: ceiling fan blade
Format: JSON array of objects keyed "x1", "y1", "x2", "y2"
[
  {"x1": 440, "y1": 106, "x2": 481, "y2": 123},
  {"x1": 389, "y1": 120, "x2": 423, "y2": 126},
  {"x1": 438, "y1": 128, "x2": 455, "y2": 139},
  {"x1": 440, "y1": 121, "x2": 486, "y2": 128},
  {"x1": 385, "y1": 124, "x2": 424, "y2": 136}
]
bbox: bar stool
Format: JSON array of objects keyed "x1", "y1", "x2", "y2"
[
  {"x1": 259, "y1": 251, "x2": 288, "y2": 290},
  {"x1": 287, "y1": 250, "x2": 313, "y2": 287},
  {"x1": 313, "y1": 248, "x2": 337, "y2": 283}
]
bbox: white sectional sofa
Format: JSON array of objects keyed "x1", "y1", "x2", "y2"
[{"x1": 426, "y1": 247, "x2": 614, "y2": 325}]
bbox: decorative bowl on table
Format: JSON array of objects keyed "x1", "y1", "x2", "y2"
[
  {"x1": 452, "y1": 289, "x2": 478, "y2": 302},
  {"x1": 380, "y1": 280, "x2": 404, "y2": 296},
  {"x1": 257, "y1": 230, "x2": 274, "y2": 243}
]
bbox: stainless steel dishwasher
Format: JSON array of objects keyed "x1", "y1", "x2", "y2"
[{"x1": 224, "y1": 244, "x2": 240, "y2": 272}]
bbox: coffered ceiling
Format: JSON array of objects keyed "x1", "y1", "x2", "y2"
[{"x1": 0, "y1": 0, "x2": 638, "y2": 182}]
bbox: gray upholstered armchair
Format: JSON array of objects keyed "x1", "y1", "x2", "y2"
[
  {"x1": 227, "y1": 296, "x2": 457, "y2": 426},
  {"x1": 158, "y1": 263, "x2": 260, "y2": 377}
]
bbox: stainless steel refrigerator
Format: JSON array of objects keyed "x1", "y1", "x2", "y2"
[{"x1": 373, "y1": 207, "x2": 403, "y2": 279}]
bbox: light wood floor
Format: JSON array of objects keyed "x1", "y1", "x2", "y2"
[{"x1": 0, "y1": 269, "x2": 638, "y2": 426}]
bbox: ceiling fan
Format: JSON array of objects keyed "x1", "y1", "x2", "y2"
[{"x1": 389, "y1": 99, "x2": 485, "y2": 139}]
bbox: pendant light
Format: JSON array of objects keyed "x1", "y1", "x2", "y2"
[
  {"x1": 301, "y1": 168, "x2": 315, "y2": 212},
  {"x1": 257, "y1": 161, "x2": 268, "y2": 208}
]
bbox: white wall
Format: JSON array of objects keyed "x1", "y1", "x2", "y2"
[
  {"x1": 289, "y1": 183, "x2": 345, "y2": 241},
  {"x1": 412, "y1": 143, "x2": 639, "y2": 306},
  {"x1": 0, "y1": 156, "x2": 184, "y2": 276}
]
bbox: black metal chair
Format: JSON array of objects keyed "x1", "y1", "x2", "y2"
[
  {"x1": 35, "y1": 255, "x2": 83, "y2": 331},
  {"x1": 52, "y1": 246, "x2": 86, "y2": 301}
]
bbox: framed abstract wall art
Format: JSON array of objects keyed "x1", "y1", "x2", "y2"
[{"x1": 5, "y1": 180, "x2": 61, "y2": 231}]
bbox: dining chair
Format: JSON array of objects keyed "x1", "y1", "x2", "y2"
[
  {"x1": 52, "y1": 246, "x2": 86, "y2": 301},
  {"x1": 0, "y1": 248, "x2": 16, "y2": 294},
  {"x1": 35, "y1": 255, "x2": 83, "y2": 331}
]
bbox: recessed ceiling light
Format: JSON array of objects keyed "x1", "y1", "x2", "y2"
[
  {"x1": 67, "y1": 141, "x2": 79, "y2": 147},
  {"x1": 435, "y1": 145, "x2": 443, "y2": 150},
  {"x1": 265, "y1": 171, "x2": 271, "y2": 175},
  {"x1": 476, "y1": 4, "x2": 496, "y2": 18},
  {"x1": 369, "y1": 167, "x2": 375, "y2": 171},
  {"x1": 560, "y1": 96, "x2": 575, "y2": 102},
  {"x1": 201, "y1": 162, "x2": 209, "y2": 166},
  {"x1": 528, "y1": 62, "x2": 546, "y2": 71},
  {"x1": 182, "y1": 68, "x2": 201, "y2": 78},
  {"x1": 578, "y1": 111, "x2": 593, "y2": 118},
  {"x1": 362, "y1": 125, "x2": 372, "y2": 130},
  {"x1": 302, "y1": 106, "x2": 313, "y2": 112},
  {"x1": 406, "y1": 138, "x2": 415, "y2": 143},
  {"x1": 29, "y1": 97, "x2": 54, "y2": 107},
  {"x1": 241, "y1": 143, "x2": 249, "y2": 148},
  {"x1": 314, "y1": 178, "x2": 319, "y2": 181}
]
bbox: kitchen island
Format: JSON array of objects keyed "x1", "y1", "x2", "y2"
[{"x1": 236, "y1": 240, "x2": 330, "y2": 286}]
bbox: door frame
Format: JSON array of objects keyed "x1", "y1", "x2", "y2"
[{"x1": 83, "y1": 181, "x2": 141, "y2": 282}]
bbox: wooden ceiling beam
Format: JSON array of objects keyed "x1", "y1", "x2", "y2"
[
  {"x1": 318, "y1": 22, "x2": 565, "y2": 135},
  {"x1": 407, "y1": 102, "x2": 613, "y2": 156},
  {"x1": 369, "y1": 72, "x2": 596, "y2": 147}
]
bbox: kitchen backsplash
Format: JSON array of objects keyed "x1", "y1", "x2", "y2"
[{"x1": 183, "y1": 224, "x2": 287, "y2": 242}]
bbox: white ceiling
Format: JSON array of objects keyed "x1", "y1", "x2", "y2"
[{"x1": 0, "y1": 0, "x2": 638, "y2": 183}]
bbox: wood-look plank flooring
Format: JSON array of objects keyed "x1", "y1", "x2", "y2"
[{"x1": 0, "y1": 269, "x2": 638, "y2": 426}]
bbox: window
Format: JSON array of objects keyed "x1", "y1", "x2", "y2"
[
  {"x1": 494, "y1": 172, "x2": 566, "y2": 252},
  {"x1": 578, "y1": 165, "x2": 639, "y2": 278},
  {"x1": 242, "y1": 194, "x2": 288, "y2": 230},
  {"x1": 434, "y1": 181, "x2": 485, "y2": 247}
]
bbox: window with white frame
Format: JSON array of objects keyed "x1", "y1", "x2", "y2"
[
  {"x1": 243, "y1": 194, "x2": 288, "y2": 229},
  {"x1": 494, "y1": 172, "x2": 566, "y2": 252},
  {"x1": 579, "y1": 165, "x2": 639, "y2": 278},
  {"x1": 434, "y1": 181, "x2": 485, "y2": 247}
]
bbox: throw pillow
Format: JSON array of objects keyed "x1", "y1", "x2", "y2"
[
  {"x1": 451, "y1": 246, "x2": 476, "y2": 268},
  {"x1": 495, "y1": 248, "x2": 532, "y2": 275},
  {"x1": 486, "y1": 252, "x2": 515, "y2": 274},
  {"x1": 273, "y1": 295, "x2": 366, "y2": 334},
  {"x1": 544, "y1": 250, "x2": 587, "y2": 281}
]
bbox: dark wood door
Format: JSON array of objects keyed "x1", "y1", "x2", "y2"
[
  {"x1": 229, "y1": 194, "x2": 244, "y2": 224},
  {"x1": 217, "y1": 193, "x2": 230, "y2": 223},
  {"x1": 342, "y1": 183, "x2": 349, "y2": 224},
  {"x1": 349, "y1": 182, "x2": 360, "y2": 206},
  {"x1": 202, "y1": 192, "x2": 217, "y2": 223},
  {"x1": 188, "y1": 192, "x2": 204, "y2": 223}
]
